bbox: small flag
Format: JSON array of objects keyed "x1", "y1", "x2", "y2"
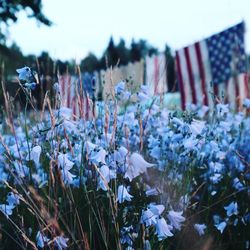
[
  {"x1": 58, "y1": 74, "x2": 94, "y2": 120},
  {"x1": 145, "y1": 53, "x2": 168, "y2": 96},
  {"x1": 175, "y1": 22, "x2": 249, "y2": 110}
]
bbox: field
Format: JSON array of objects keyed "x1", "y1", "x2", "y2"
[{"x1": 0, "y1": 68, "x2": 250, "y2": 250}]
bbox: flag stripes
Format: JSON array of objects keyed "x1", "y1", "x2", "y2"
[
  {"x1": 176, "y1": 22, "x2": 249, "y2": 110},
  {"x1": 57, "y1": 23, "x2": 249, "y2": 118},
  {"x1": 58, "y1": 75, "x2": 94, "y2": 120}
]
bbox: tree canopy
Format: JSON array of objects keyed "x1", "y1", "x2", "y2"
[{"x1": 0, "y1": 0, "x2": 51, "y2": 42}]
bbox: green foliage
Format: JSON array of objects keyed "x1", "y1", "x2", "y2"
[
  {"x1": 0, "y1": 0, "x2": 51, "y2": 44},
  {"x1": 165, "y1": 45, "x2": 176, "y2": 92},
  {"x1": 0, "y1": 0, "x2": 51, "y2": 25}
]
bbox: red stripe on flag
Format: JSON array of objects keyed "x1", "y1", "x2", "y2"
[
  {"x1": 224, "y1": 80, "x2": 229, "y2": 103},
  {"x1": 234, "y1": 76, "x2": 240, "y2": 109},
  {"x1": 72, "y1": 97, "x2": 76, "y2": 120},
  {"x1": 184, "y1": 47, "x2": 197, "y2": 104},
  {"x1": 194, "y1": 42, "x2": 208, "y2": 106},
  {"x1": 245, "y1": 74, "x2": 250, "y2": 98},
  {"x1": 176, "y1": 52, "x2": 185, "y2": 110},
  {"x1": 61, "y1": 76, "x2": 65, "y2": 97},
  {"x1": 67, "y1": 75, "x2": 71, "y2": 108}
]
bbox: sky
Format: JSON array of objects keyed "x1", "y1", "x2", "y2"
[{"x1": 7, "y1": 0, "x2": 250, "y2": 61}]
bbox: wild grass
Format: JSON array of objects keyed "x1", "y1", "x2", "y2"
[{"x1": 0, "y1": 66, "x2": 249, "y2": 250}]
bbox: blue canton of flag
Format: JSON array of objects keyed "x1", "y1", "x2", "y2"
[{"x1": 206, "y1": 22, "x2": 247, "y2": 84}]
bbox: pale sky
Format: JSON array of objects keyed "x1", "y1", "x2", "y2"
[{"x1": 7, "y1": 0, "x2": 250, "y2": 61}]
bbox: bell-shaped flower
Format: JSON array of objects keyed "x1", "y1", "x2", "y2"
[
  {"x1": 144, "y1": 240, "x2": 151, "y2": 250},
  {"x1": 197, "y1": 105, "x2": 209, "y2": 118},
  {"x1": 148, "y1": 204, "x2": 165, "y2": 216},
  {"x1": 172, "y1": 117, "x2": 184, "y2": 127},
  {"x1": 141, "y1": 85, "x2": 150, "y2": 95},
  {"x1": 189, "y1": 120, "x2": 205, "y2": 136},
  {"x1": 114, "y1": 146, "x2": 128, "y2": 163},
  {"x1": 63, "y1": 120, "x2": 78, "y2": 134},
  {"x1": 58, "y1": 153, "x2": 74, "y2": 170},
  {"x1": 56, "y1": 107, "x2": 72, "y2": 120},
  {"x1": 29, "y1": 145, "x2": 42, "y2": 167},
  {"x1": 16, "y1": 66, "x2": 32, "y2": 82},
  {"x1": 243, "y1": 98, "x2": 250, "y2": 108},
  {"x1": 23, "y1": 82, "x2": 37, "y2": 90},
  {"x1": 123, "y1": 112, "x2": 138, "y2": 127},
  {"x1": 215, "y1": 221, "x2": 227, "y2": 234},
  {"x1": 209, "y1": 162, "x2": 223, "y2": 173},
  {"x1": 54, "y1": 235, "x2": 69, "y2": 249},
  {"x1": 145, "y1": 187, "x2": 160, "y2": 197},
  {"x1": 210, "y1": 173, "x2": 222, "y2": 184},
  {"x1": 36, "y1": 231, "x2": 50, "y2": 248},
  {"x1": 137, "y1": 91, "x2": 150, "y2": 102},
  {"x1": 194, "y1": 224, "x2": 207, "y2": 236},
  {"x1": 120, "y1": 225, "x2": 134, "y2": 246},
  {"x1": 97, "y1": 165, "x2": 116, "y2": 191},
  {"x1": 150, "y1": 146, "x2": 161, "y2": 159},
  {"x1": 125, "y1": 153, "x2": 154, "y2": 181},
  {"x1": 155, "y1": 217, "x2": 173, "y2": 240},
  {"x1": 224, "y1": 201, "x2": 238, "y2": 217},
  {"x1": 141, "y1": 209, "x2": 157, "y2": 227},
  {"x1": 58, "y1": 153, "x2": 75, "y2": 183},
  {"x1": 7, "y1": 192, "x2": 20, "y2": 206},
  {"x1": 121, "y1": 90, "x2": 131, "y2": 101},
  {"x1": 0, "y1": 204, "x2": 15, "y2": 217},
  {"x1": 216, "y1": 103, "x2": 229, "y2": 116},
  {"x1": 117, "y1": 185, "x2": 133, "y2": 203},
  {"x1": 85, "y1": 141, "x2": 97, "y2": 154},
  {"x1": 183, "y1": 136, "x2": 198, "y2": 149},
  {"x1": 90, "y1": 148, "x2": 107, "y2": 165},
  {"x1": 115, "y1": 81, "x2": 126, "y2": 94},
  {"x1": 167, "y1": 210, "x2": 185, "y2": 230},
  {"x1": 233, "y1": 178, "x2": 244, "y2": 191},
  {"x1": 167, "y1": 210, "x2": 185, "y2": 231}
]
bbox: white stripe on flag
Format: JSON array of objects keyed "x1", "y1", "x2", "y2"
[
  {"x1": 199, "y1": 40, "x2": 214, "y2": 109},
  {"x1": 188, "y1": 44, "x2": 203, "y2": 104},
  {"x1": 227, "y1": 77, "x2": 236, "y2": 109},
  {"x1": 238, "y1": 73, "x2": 248, "y2": 108},
  {"x1": 178, "y1": 48, "x2": 192, "y2": 105},
  {"x1": 158, "y1": 53, "x2": 168, "y2": 94}
]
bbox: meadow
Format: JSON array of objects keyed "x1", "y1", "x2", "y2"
[{"x1": 0, "y1": 67, "x2": 249, "y2": 250}]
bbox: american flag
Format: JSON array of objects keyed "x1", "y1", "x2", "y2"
[
  {"x1": 145, "y1": 53, "x2": 168, "y2": 96},
  {"x1": 175, "y1": 22, "x2": 249, "y2": 110},
  {"x1": 58, "y1": 74, "x2": 94, "y2": 120}
]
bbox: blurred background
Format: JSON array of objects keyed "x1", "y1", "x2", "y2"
[{"x1": 0, "y1": 0, "x2": 250, "y2": 107}]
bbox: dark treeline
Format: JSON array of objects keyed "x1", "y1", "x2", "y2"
[
  {"x1": 0, "y1": 37, "x2": 176, "y2": 108},
  {"x1": 0, "y1": 1, "x2": 175, "y2": 82},
  {"x1": 0, "y1": 37, "x2": 175, "y2": 85}
]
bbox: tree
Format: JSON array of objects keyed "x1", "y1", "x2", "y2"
[
  {"x1": 99, "y1": 37, "x2": 120, "y2": 69},
  {"x1": 80, "y1": 53, "x2": 99, "y2": 73},
  {"x1": 164, "y1": 45, "x2": 176, "y2": 92},
  {"x1": 0, "y1": 0, "x2": 51, "y2": 43},
  {"x1": 130, "y1": 39, "x2": 142, "y2": 62},
  {"x1": 37, "y1": 51, "x2": 54, "y2": 76},
  {"x1": 116, "y1": 38, "x2": 130, "y2": 65},
  {"x1": 130, "y1": 39, "x2": 158, "y2": 62}
]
